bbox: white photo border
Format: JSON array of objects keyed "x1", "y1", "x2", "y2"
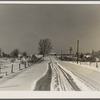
[{"x1": 0, "y1": 1, "x2": 99, "y2": 98}]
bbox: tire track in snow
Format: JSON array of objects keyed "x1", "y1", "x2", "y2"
[
  {"x1": 51, "y1": 63, "x2": 66, "y2": 91},
  {"x1": 50, "y1": 59, "x2": 80, "y2": 91},
  {"x1": 56, "y1": 63, "x2": 80, "y2": 91}
]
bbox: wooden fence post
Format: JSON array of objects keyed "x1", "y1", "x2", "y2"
[
  {"x1": 28, "y1": 62, "x2": 29, "y2": 67},
  {"x1": 90, "y1": 61, "x2": 91, "y2": 66},
  {"x1": 11, "y1": 64, "x2": 14, "y2": 73},
  {"x1": 6, "y1": 72, "x2": 7, "y2": 76},
  {"x1": 0, "y1": 65, "x2": 1, "y2": 74},
  {"x1": 25, "y1": 62, "x2": 27, "y2": 68},
  {"x1": 19, "y1": 63, "x2": 21, "y2": 70},
  {"x1": 96, "y1": 61, "x2": 98, "y2": 68}
]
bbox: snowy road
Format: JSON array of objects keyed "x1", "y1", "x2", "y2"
[
  {"x1": 0, "y1": 56, "x2": 99, "y2": 91},
  {"x1": 50, "y1": 57, "x2": 95, "y2": 91},
  {"x1": 0, "y1": 58, "x2": 49, "y2": 91},
  {"x1": 58, "y1": 59, "x2": 100, "y2": 90},
  {"x1": 50, "y1": 60, "x2": 80, "y2": 91}
]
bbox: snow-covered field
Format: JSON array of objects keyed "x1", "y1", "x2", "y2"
[
  {"x1": 0, "y1": 57, "x2": 48, "y2": 91},
  {"x1": 0, "y1": 58, "x2": 29, "y2": 77},
  {"x1": 66, "y1": 61, "x2": 100, "y2": 72}
]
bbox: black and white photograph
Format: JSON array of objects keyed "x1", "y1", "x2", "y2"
[{"x1": 0, "y1": 2, "x2": 100, "y2": 93}]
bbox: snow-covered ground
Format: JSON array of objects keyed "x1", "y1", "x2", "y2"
[
  {"x1": 57, "y1": 63, "x2": 96, "y2": 91},
  {"x1": 0, "y1": 56, "x2": 99, "y2": 91},
  {"x1": 50, "y1": 62, "x2": 75, "y2": 91},
  {"x1": 0, "y1": 57, "x2": 49, "y2": 91},
  {"x1": 50, "y1": 57, "x2": 96, "y2": 91},
  {"x1": 66, "y1": 61, "x2": 100, "y2": 72},
  {"x1": 0, "y1": 58, "x2": 28, "y2": 77},
  {"x1": 54, "y1": 56, "x2": 100, "y2": 91}
]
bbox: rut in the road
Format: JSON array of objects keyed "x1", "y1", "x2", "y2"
[
  {"x1": 34, "y1": 62, "x2": 52, "y2": 91},
  {"x1": 57, "y1": 64, "x2": 80, "y2": 91}
]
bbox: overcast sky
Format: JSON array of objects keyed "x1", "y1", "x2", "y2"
[{"x1": 0, "y1": 4, "x2": 100, "y2": 54}]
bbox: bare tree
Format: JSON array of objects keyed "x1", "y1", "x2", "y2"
[
  {"x1": 22, "y1": 51, "x2": 28, "y2": 57},
  {"x1": 11, "y1": 49, "x2": 20, "y2": 58},
  {"x1": 38, "y1": 39, "x2": 52, "y2": 57}
]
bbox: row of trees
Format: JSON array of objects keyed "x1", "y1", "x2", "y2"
[
  {"x1": 1, "y1": 38, "x2": 100, "y2": 63},
  {"x1": 61, "y1": 50, "x2": 100, "y2": 62},
  {"x1": 0, "y1": 49, "x2": 28, "y2": 58},
  {"x1": 38, "y1": 39, "x2": 100, "y2": 63},
  {"x1": 0, "y1": 38, "x2": 52, "y2": 58},
  {"x1": 78, "y1": 50, "x2": 100, "y2": 62}
]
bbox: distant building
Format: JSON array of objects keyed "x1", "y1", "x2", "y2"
[
  {"x1": 49, "y1": 53, "x2": 57, "y2": 56},
  {"x1": 62, "y1": 54, "x2": 75, "y2": 57},
  {"x1": 35, "y1": 54, "x2": 43, "y2": 58},
  {"x1": 84, "y1": 54, "x2": 91, "y2": 58},
  {"x1": 95, "y1": 57, "x2": 100, "y2": 61}
]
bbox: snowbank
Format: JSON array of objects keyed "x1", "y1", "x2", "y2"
[
  {"x1": 32, "y1": 63, "x2": 49, "y2": 91},
  {"x1": 67, "y1": 61, "x2": 100, "y2": 73},
  {"x1": 57, "y1": 63, "x2": 96, "y2": 91},
  {"x1": 50, "y1": 62, "x2": 74, "y2": 91}
]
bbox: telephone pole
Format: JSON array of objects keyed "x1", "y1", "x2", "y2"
[
  {"x1": 77, "y1": 40, "x2": 79, "y2": 64},
  {"x1": 61, "y1": 50, "x2": 62, "y2": 60}
]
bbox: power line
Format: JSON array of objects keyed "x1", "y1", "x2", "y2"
[{"x1": 77, "y1": 40, "x2": 79, "y2": 64}]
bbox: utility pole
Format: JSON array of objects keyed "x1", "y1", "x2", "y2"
[
  {"x1": 77, "y1": 40, "x2": 79, "y2": 64},
  {"x1": 61, "y1": 50, "x2": 62, "y2": 60},
  {"x1": 0, "y1": 65, "x2": 1, "y2": 76}
]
